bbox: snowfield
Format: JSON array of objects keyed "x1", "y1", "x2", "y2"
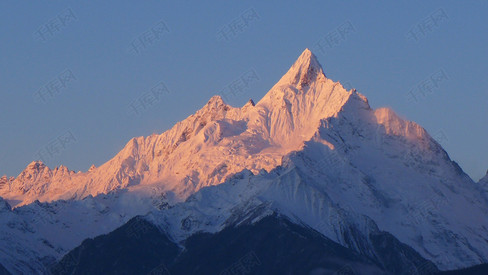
[{"x1": 0, "y1": 49, "x2": 487, "y2": 273}]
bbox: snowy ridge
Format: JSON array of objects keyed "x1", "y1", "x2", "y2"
[
  {"x1": 0, "y1": 49, "x2": 355, "y2": 207},
  {"x1": 0, "y1": 49, "x2": 487, "y2": 273},
  {"x1": 145, "y1": 83, "x2": 488, "y2": 269},
  {"x1": 0, "y1": 190, "x2": 158, "y2": 274}
]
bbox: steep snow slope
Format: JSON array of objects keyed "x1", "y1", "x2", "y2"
[
  {"x1": 0, "y1": 49, "x2": 487, "y2": 273},
  {"x1": 142, "y1": 50, "x2": 488, "y2": 269},
  {"x1": 0, "y1": 49, "x2": 355, "y2": 207},
  {"x1": 144, "y1": 124, "x2": 488, "y2": 270},
  {"x1": 288, "y1": 106, "x2": 488, "y2": 269},
  {"x1": 0, "y1": 191, "x2": 159, "y2": 274}
]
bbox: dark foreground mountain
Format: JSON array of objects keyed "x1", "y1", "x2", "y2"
[
  {"x1": 0, "y1": 264, "x2": 10, "y2": 275},
  {"x1": 438, "y1": 264, "x2": 488, "y2": 275},
  {"x1": 52, "y1": 214, "x2": 439, "y2": 275}
]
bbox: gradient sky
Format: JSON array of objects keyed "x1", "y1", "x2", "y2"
[{"x1": 0, "y1": 1, "x2": 487, "y2": 181}]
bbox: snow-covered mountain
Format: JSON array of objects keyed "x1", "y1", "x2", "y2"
[
  {"x1": 0, "y1": 49, "x2": 487, "y2": 274},
  {"x1": 0, "y1": 49, "x2": 360, "y2": 208},
  {"x1": 0, "y1": 191, "x2": 160, "y2": 274}
]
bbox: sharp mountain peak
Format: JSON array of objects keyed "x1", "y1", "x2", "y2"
[{"x1": 275, "y1": 48, "x2": 327, "y2": 88}]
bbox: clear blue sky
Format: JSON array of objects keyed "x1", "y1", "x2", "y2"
[{"x1": 1, "y1": 1, "x2": 487, "y2": 180}]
